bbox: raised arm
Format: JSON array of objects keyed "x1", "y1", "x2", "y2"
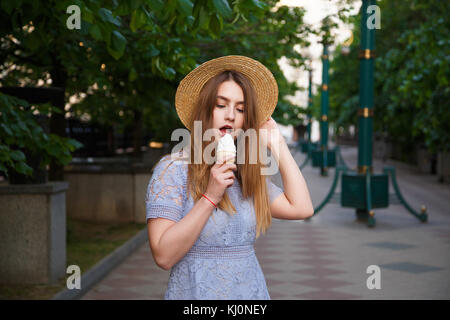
[{"x1": 260, "y1": 118, "x2": 314, "y2": 220}]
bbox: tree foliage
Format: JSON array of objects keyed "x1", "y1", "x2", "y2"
[
  {"x1": 0, "y1": 0, "x2": 312, "y2": 178},
  {"x1": 329, "y1": 0, "x2": 449, "y2": 153},
  {"x1": 0, "y1": 93, "x2": 82, "y2": 178}
]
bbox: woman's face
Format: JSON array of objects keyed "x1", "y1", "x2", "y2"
[{"x1": 212, "y1": 80, "x2": 245, "y2": 140}]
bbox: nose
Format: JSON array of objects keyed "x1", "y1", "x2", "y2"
[{"x1": 225, "y1": 105, "x2": 235, "y2": 121}]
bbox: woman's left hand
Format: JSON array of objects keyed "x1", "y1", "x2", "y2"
[{"x1": 259, "y1": 117, "x2": 284, "y2": 151}]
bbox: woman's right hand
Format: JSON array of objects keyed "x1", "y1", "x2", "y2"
[{"x1": 204, "y1": 155, "x2": 237, "y2": 205}]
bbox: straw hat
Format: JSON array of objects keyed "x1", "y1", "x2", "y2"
[{"x1": 175, "y1": 55, "x2": 279, "y2": 130}]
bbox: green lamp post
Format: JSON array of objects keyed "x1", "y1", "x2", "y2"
[
  {"x1": 305, "y1": 67, "x2": 313, "y2": 148},
  {"x1": 353, "y1": 0, "x2": 377, "y2": 222},
  {"x1": 311, "y1": 43, "x2": 337, "y2": 174},
  {"x1": 309, "y1": 0, "x2": 428, "y2": 227},
  {"x1": 306, "y1": 68, "x2": 319, "y2": 152},
  {"x1": 307, "y1": 69, "x2": 313, "y2": 144},
  {"x1": 300, "y1": 67, "x2": 313, "y2": 153},
  {"x1": 300, "y1": 65, "x2": 319, "y2": 168}
]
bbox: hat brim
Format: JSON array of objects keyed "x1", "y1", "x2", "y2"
[{"x1": 175, "y1": 55, "x2": 278, "y2": 130}]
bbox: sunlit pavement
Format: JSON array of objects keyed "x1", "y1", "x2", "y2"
[{"x1": 81, "y1": 144, "x2": 450, "y2": 300}]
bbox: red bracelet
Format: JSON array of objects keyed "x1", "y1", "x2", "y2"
[{"x1": 202, "y1": 193, "x2": 217, "y2": 209}]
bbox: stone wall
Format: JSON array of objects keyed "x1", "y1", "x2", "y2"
[
  {"x1": 64, "y1": 148, "x2": 170, "y2": 224},
  {"x1": 64, "y1": 169, "x2": 152, "y2": 224},
  {"x1": 0, "y1": 182, "x2": 68, "y2": 284}
]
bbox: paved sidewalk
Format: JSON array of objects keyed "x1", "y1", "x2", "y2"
[{"x1": 81, "y1": 144, "x2": 450, "y2": 300}]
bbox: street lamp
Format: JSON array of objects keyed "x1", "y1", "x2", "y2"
[
  {"x1": 341, "y1": 30, "x2": 354, "y2": 56},
  {"x1": 309, "y1": 0, "x2": 428, "y2": 228}
]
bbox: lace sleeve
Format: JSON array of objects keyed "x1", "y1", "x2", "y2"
[
  {"x1": 266, "y1": 177, "x2": 283, "y2": 204},
  {"x1": 145, "y1": 156, "x2": 186, "y2": 223}
]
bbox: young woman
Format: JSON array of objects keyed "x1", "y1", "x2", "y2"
[{"x1": 145, "y1": 55, "x2": 314, "y2": 299}]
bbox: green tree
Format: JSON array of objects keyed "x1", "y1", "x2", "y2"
[
  {"x1": 329, "y1": 0, "x2": 449, "y2": 158},
  {"x1": 71, "y1": 0, "x2": 313, "y2": 146},
  {"x1": 328, "y1": 13, "x2": 360, "y2": 135},
  {"x1": 0, "y1": 93, "x2": 82, "y2": 179},
  {"x1": 376, "y1": 0, "x2": 450, "y2": 153},
  {"x1": 176, "y1": 1, "x2": 312, "y2": 126},
  {"x1": 0, "y1": 0, "x2": 257, "y2": 177}
]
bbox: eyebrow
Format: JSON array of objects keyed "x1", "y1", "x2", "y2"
[{"x1": 217, "y1": 95, "x2": 245, "y2": 105}]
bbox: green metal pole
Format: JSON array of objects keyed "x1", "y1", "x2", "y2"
[
  {"x1": 307, "y1": 68, "x2": 312, "y2": 142},
  {"x1": 356, "y1": 0, "x2": 376, "y2": 221},
  {"x1": 358, "y1": 0, "x2": 375, "y2": 173},
  {"x1": 320, "y1": 45, "x2": 329, "y2": 176}
]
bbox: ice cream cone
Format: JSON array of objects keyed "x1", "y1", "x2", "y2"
[
  {"x1": 216, "y1": 133, "x2": 236, "y2": 165},
  {"x1": 217, "y1": 150, "x2": 236, "y2": 164}
]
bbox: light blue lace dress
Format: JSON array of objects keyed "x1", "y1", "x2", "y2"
[{"x1": 145, "y1": 154, "x2": 283, "y2": 300}]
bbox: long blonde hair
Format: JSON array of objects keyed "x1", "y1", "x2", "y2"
[{"x1": 186, "y1": 70, "x2": 272, "y2": 238}]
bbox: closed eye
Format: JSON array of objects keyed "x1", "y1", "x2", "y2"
[{"x1": 217, "y1": 105, "x2": 244, "y2": 113}]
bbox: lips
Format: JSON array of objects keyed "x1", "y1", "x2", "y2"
[{"x1": 219, "y1": 125, "x2": 233, "y2": 135}]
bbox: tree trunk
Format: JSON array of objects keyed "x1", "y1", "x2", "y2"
[
  {"x1": 49, "y1": 60, "x2": 68, "y2": 181},
  {"x1": 132, "y1": 110, "x2": 143, "y2": 159},
  {"x1": 107, "y1": 126, "x2": 115, "y2": 156}
]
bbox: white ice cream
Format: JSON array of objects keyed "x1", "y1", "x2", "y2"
[{"x1": 216, "y1": 133, "x2": 236, "y2": 164}]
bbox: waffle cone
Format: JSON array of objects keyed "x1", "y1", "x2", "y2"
[{"x1": 216, "y1": 151, "x2": 236, "y2": 164}]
